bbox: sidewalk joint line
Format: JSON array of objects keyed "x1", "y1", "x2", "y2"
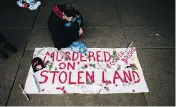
[{"x1": 5, "y1": 0, "x2": 43, "y2": 105}]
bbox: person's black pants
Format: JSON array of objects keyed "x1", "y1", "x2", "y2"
[{"x1": 0, "y1": 32, "x2": 17, "y2": 60}]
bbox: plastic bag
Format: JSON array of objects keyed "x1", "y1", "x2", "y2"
[{"x1": 70, "y1": 41, "x2": 88, "y2": 54}]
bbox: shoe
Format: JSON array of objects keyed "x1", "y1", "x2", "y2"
[
  {"x1": 28, "y1": 1, "x2": 41, "y2": 10},
  {"x1": 0, "y1": 51, "x2": 8, "y2": 60},
  {"x1": 4, "y1": 42, "x2": 18, "y2": 53}
]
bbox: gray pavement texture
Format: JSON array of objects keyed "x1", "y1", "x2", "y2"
[{"x1": 0, "y1": 0, "x2": 175, "y2": 106}]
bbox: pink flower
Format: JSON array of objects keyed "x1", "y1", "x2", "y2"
[
  {"x1": 84, "y1": 64, "x2": 88, "y2": 68},
  {"x1": 77, "y1": 61, "x2": 80, "y2": 64},
  {"x1": 108, "y1": 80, "x2": 112, "y2": 84},
  {"x1": 63, "y1": 90, "x2": 67, "y2": 94},
  {"x1": 130, "y1": 64, "x2": 134, "y2": 66}
]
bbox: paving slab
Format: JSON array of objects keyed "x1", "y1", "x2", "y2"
[
  {"x1": 26, "y1": 28, "x2": 54, "y2": 50},
  {"x1": 0, "y1": 1, "x2": 38, "y2": 29},
  {"x1": 26, "y1": 28, "x2": 127, "y2": 50},
  {"x1": 0, "y1": 29, "x2": 30, "y2": 50},
  {"x1": 124, "y1": 28, "x2": 175, "y2": 48},
  {"x1": 7, "y1": 50, "x2": 147, "y2": 106},
  {"x1": 137, "y1": 49, "x2": 175, "y2": 106},
  {"x1": 114, "y1": 0, "x2": 174, "y2": 27},
  {"x1": 34, "y1": 0, "x2": 121, "y2": 28},
  {"x1": 81, "y1": 28, "x2": 128, "y2": 48}
]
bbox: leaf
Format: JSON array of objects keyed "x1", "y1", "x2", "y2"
[
  {"x1": 113, "y1": 50, "x2": 116, "y2": 56},
  {"x1": 81, "y1": 66, "x2": 85, "y2": 69},
  {"x1": 87, "y1": 80, "x2": 92, "y2": 85},
  {"x1": 48, "y1": 65, "x2": 52, "y2": 71},
  {"x1": 131, "y1": 64, "x2": 138, "y2": 70},
  {"x1": 78, "y1": 66, "x2": 85, "y2": 70}
]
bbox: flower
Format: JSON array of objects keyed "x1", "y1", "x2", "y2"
[
  {"x1": 130, "y1": 64, "x2": 134, "y2": 66},
  {"x1": 84, "y1": 64, "x2": 88, "y2": 68},
  {"x1": 77, "y1": 61, "x2": 80, "y2": 64},
  {"x1": 63, "y1": 90, "x2": 67, "y2": 94},
  {"x1": 105, "y1": 80, "x2": 112, "y2": 85},
  {"x1": 87, "y1": 79, "x2": 92, "y2": 85}
]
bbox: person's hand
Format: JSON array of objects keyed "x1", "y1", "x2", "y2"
[{"x1": 79, "y1": 28, "x2": 84, "y2": 35}]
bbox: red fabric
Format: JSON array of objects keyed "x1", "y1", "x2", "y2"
[{"x1": 53, "y1": 5, "x2": 63, "y2": 19}]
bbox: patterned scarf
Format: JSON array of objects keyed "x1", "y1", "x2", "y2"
[{"x1": 64, "y1": 16, "x2": 81, "y2": 28}]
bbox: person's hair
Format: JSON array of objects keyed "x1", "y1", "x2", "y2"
[{"x1": 58, "y1": 3, "x2": 77, "y2": 17}]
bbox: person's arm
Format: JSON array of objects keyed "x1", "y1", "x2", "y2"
[
  {"x1": 75, "y1": 10, "x2": 84, "y2": 36},
  {"x1": 75, "y1": 10, "x2": 83, "y2": 28}
]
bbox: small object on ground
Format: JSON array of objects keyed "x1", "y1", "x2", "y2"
[
  {"x1": 125, "y1": 42, "x2": 133, "y2": 52},
  {"x1": 47, "y1": 61, "x2": 53, "y2": 71},
  {"x1": 19, "y1": 84, "x2": 30, "y2": 101},
  {"x1": 17, "y1": 0, "x2": 41, "y2": 10},
  {"x1": 156, "y1": 34, "x2": 160, "y2": 36},
  {"x1": 32, "y1": 75, "x2": 41, "y2": 92},
  {"x1": 126, "y1": 66, "x2": 131, "y2": 68},
  {"x1": 28, "y1": 1, "x2": 41, "y2": 10},
  {"x1": 89, "y1": 63, "x2": 96, "y2": 68},
  {"x1": 87, "y1": 79, "x2": 92, "y2": 85},
  {"x1": 70, "y1": 41, "x2": 88, "y2": 55},
  {"x1": 31, "y1": 57, "x2": 45, "y2": 73},
  {"x1": 111, "y1": 50, "x2": 117, "y2": 58},
  {"x1": 117, "y1": 65, "x2": 121, "y2": 70}
]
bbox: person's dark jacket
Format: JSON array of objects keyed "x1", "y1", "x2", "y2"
[{"x1": 48, "y1": 4, "x2": 83, "y2": 50}]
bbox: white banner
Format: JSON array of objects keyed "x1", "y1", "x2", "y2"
[{"x1": 24, "y1": 47, "x2": 149, "y2": 94}]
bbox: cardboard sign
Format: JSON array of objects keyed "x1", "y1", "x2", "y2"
[{"x1": 24, "y1": 47, "x2": 149, "y2": 94}]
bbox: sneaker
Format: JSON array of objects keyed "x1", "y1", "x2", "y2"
[
  {"x1": 28, "y1": 1, "x2": 41, "y2": 10},
  {"x1": 0, "y1": 51, "x2": 8, "y2": 60}
]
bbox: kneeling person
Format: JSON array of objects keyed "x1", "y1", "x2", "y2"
[{"x1": 48, "y1": 3, "x2": 84, "y2": 51}]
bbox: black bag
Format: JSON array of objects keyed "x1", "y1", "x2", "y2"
[{"x1": 31, "y1": 57, "x2": 46, "y2": 73}]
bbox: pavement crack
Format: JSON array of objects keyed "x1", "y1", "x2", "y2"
[{"x1": 113, "y1": 4, "x2": 129, "y2": 46}]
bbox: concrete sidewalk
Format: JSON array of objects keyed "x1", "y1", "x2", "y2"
[{"x1": 0, "y1": 0, "x2": 175, "y2": 106}]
